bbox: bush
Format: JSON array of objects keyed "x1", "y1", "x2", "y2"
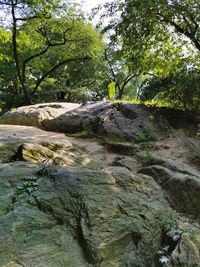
[{"x1": 139, "y1": 70, "x2": 200, "y2": 113}]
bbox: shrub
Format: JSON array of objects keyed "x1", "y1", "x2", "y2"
[{"x1": 139, "y1": 70, "x2": 200, "y2": 113}]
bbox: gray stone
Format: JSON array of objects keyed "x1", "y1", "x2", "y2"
[
  {"x1": 0, "y1": 102, "x2": 80, "y2": 127},
  {"x1": 0, "y1": 103, "x2": 200, "y2": 267},
  {"x1": 42, "y1": 102, "x2": 172, "y2": 143},
  {"x1": 138, "y1": 164, "x2": 200, "y2": 218}
]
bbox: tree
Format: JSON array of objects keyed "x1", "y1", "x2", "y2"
[
  {"x1": 0, "y1": 28, "x2": 18, "y2": 111},
  {"x1": 140, "y1": 69, "x2": 200, "y2": 112},
  {"x1": 105, "y1": 0, "x2": 200, "y2": 53},
  {"x1": 34, "y1": 55, "x2": 109, "y2": 103},
  {"x1": 0, "y1": 0, "x2": 103, "y2": 107},
  {"x1": 105, "y1": 45, "x2": 136, "y2": 99},
  {"x1": 100, "y1": 0, "x2": 200, "y2": 105}
]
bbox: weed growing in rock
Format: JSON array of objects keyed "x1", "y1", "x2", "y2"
[
  {"x1": 137, "y1": 150, "x2": 158, "y2": 166},
  {"x1": 114, "y1": 99, "x2": 171, "y2": 108},
  {"x1": 16, "y1": 180, "x2": 38, "y2": 196},
  {"x1": 67, "y1": 130, "x2": 92, "y2": 138},
  {"x1": 6, "y1": 180, "x2": 38, "y2": 213},
  {"x1": 163, "y1": 218, "x2": 178, "y2": 232}
]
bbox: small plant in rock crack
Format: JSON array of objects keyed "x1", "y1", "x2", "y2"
[
  {"x1": 163, "y1": 218, "x2": 178, "y2": 232},
  {"x1": 16, "y1": 180, "x2": 38, "y2": 196},
  {"x1": 137, "y1": 150, "x2": 158, "y2": 166},
  {"x1": 7, "y1": 180, "x2": 38, "y2": 212}
]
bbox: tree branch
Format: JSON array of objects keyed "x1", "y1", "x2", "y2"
[
  {"x1": 186, "y1": 11, "x2": 199, "y2": 32},
  {"x1": 16, "y1": 12, "x2": 51, "y2": 21},
  {"x1": 0, "y1": 0, "x2": 15, "y2": 6},
  {"x1": 105, "y1": 49, "x2": 122, "y2": 93},
  {"x1": 78, "y1": 80, "x2": 96, "y2": 87},
  {"x1": 123, "y1": 74, "x2": 135, "y2": 87},
  {"x1": 157, "y1": 13, "x2": 200, "y2": 51},
  {"x1": 105, "y1": 50, "x2": 117, "y2": 79},
  {"x1": 31, "y1": 56, "x2": 90, "y2": 96},
  {"x1": 15, "y1": 15, "x2": 40, "y2": 21},
  {"x1": 118, "y1": 74, "x2": 134, "y2": 99},
  {"x1": 22, "y1": 31, "x2": 70, "y2": 66},
  {"x1": 22, "y1": 28, "x2": 73, "y2": 83}
]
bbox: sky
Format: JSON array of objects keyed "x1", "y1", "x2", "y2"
[
  {"x1": 72, "y1": 0, "x2": 114, "y2": 27},
  {"x1": 0, "y1": 0, "x2": 112, "y2": 28},
  {"x1": 74, "y1": 0, "x2": 111, "y2": 11}
]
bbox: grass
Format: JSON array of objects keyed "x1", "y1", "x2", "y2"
[
  {"x1": 67, "y1": 130, "x2": 92, "y2": 138},
  {"x1": 113, "y1": 98, "x2": 172, "y2": 108},
  {"x1": 103, "y1": 135, "x2": 124, "y2": 145},
  {"x1": 137, "y1": 150, "x2": 159, "y2": 166}
]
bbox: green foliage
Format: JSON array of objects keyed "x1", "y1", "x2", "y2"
[
  {"x1": 138, "y1": 150, "x2": 154, "y2": 166},
  {"x1": 163, "y1": 218, "x2": 178, "y2": 233},
  {"x1": 115, "y1": 98, "x2": 171, "y2": 108},
  {"x1": 137, "y1": 150, "x2": 160, "y2": 166},
  {"x1": 103, "y1": 136, "x2": 124, "y2": 145},
  {"x1": 140, "y1": 70, "x2": 200, "y2": 112},
  {"x1": 0, "y1": 29, "x2": 11, "y2": 61},
  {"x1": 67, "y1": 130, "x2": 92, "y2": 138},
  {"x1": 16, "y1": 181, "x2": 38, "y2": 196},
  {"x1": 6, "y1": 203, "x2": 14, "y2": 212},
  {"x1": 6, "y1": 180, "x2": 38, "y2": 212},
  {"x1": 1, "y1": 0, "x2": 200, "y2": 111},
  {"x1": 102, "y1": 0, "x2": 200, "y2": 107},
  {"x1": 0, "y1": 1, "x2": 107, "y2": 110},
  {"x1": 106, "y1": 0, "x2": 200, "y2": 55}
]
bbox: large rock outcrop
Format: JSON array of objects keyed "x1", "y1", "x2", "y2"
[
  {"x1": 1, "y1": 101, "x2": 198, "y2": 142},
  {"x1": 0, "y1": 102, "x2": 200, "y2": 267},
  {"x1": 0, "y1": 161, "x2": 174, "y2": 267}
]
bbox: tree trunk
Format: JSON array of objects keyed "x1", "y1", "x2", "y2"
[
  {"x1": 11, "y1": 0, "x2": 32, "y2": 106},
  {"x1": 117, "y1": 85, "x2": 124, "y2": 99}
]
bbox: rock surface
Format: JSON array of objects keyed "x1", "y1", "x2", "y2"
[
  {"x1": 0, "y1": 102, "x2": 200, "y2": 267},
  {"x1": 1, "y1": 101, "x2": 198, "y2": 142},
  {"x1": 0, "y1": 102, "x2": 80, "y2": 128}
]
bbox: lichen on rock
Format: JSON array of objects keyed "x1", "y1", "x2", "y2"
[{"x1": 0, "y1": 102, "x2": 200, "y2": 266}]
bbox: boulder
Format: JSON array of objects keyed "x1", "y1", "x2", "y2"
[
  {"x1": 0, "y1": 102, "x2": 80, "y2": 128},
  {"x1": 0, "y1": 102, "x2": 198, "y2": 143},
  {"x1": 0, "y1": 124, "x2": 73, "y2": 163},
  {"x1": 12, "y1": 142, "x2": 102, "y2": 170},
  {"x1": 0, "y1": 162, "x2": 175, "y2": 266},
  {"x1": 43, "y1": 102, "x2": 171, "y2": 142},
  {"x1": 0, "y1": 110, "x2": 200, "y2": 267}
]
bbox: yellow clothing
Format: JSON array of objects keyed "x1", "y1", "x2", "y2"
[{"x1": 108, "y1": 81, "x2": 116, "y2": 100}]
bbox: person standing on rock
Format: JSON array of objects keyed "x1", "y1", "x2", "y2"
[{"x1": 107, "y1": 80, "x2": 116, "y2": 101}]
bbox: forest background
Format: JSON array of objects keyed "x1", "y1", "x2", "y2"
[{"x1": 0, "y1": 0, "x2": 199, "y2": 113}]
